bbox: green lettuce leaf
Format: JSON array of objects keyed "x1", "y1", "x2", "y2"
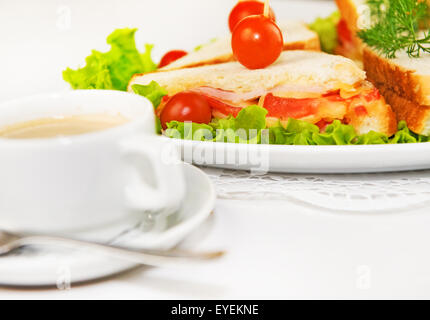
[
  {"x1": 309, "y1": 11, "x2": 340, "y2": 54},
  {"x1": 234, "y1": 105, "x2": 267, "y2": 131},
  {"x1": 132, "y1": 81, "x2": 168, "y2": 109},
  {"x1": 210, "y1": 117, "x2": 238, "y2": 143},
  {"x1": 313, "y1": 120, "x2": 357, "y2": 145},
  {"x1": 390, "y1": 121, "x2": 430, "y2": 143},
  {"x1": 63, "y1": 28, "x2": 157, "y2": 91},
  {"x1": 208, "y1": 105, "x2": 267, "y2": 143},
  {"x1": 63, "y1": 51, "x2": 112, "y2": 90},
  {"x1": 131, "y1": 81, "x2": 168, "y2": 134},
  {"x1": 355, "y1": 131, "x2": 389, "y2": 145},
  {"x1": 165, "y1": 121, "x2": 215, "y2": 141},
  {"x1": 165, "y1": 115, "x2": 430, "y2": 145},
  {"x1": 280, "y1": 118, "x2": 320, "y2": 145}
]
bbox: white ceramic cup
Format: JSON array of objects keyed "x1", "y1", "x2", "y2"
[{"x1": 0, "y1": 90, "x2": 185, "y2": 235}]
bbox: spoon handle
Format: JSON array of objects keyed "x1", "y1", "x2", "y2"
[{"x1": 9, "y1": 235, "x2": 223, "y2": 267}]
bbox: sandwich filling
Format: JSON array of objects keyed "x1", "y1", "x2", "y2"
[{"x1": 156, "y1": 81, "x2": 386, "y2": 131}]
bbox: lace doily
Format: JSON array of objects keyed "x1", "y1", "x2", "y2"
[{"x1": 201, "y1": 167, "x2": 430, "y2": 214}]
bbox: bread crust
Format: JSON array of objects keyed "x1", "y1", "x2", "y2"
[
  {"x1": 335, "y1": 0, "x2": 364, "y2": 60},
  {"x1": 350, "y1": 96, "x2": 397, "y2": 136},
  {"x1": 363, "y1": 47, "x2": 430, "y2": 106},
  {"x1": 377, "y1": 84, "x2": 430, "y2": 135},
  {"x1": 335, "y1": 0, "x2": 360, "y2": 34},
  {"x1": 283, "y1": 37, "x2": 321, "y2": 51}
]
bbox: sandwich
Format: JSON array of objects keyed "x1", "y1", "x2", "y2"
[
  {"x1": 160, "y1": 21, "x2": 320, "y2": 71},
  {"x1": 363, "y1": 48, "x2": 430, "y2": 135},
  {"x1": 307, "y1": 1, "x2": 363, "y2": 63},
  {"x1": 333, "y1": 0, "x2": 430, "y2": 136},
  {"x1": 334, "y1": 0, "x2": 366, "y2": 62},
  {"x1": 129, "y1": 50, "x2": 396, "y2": 136}
]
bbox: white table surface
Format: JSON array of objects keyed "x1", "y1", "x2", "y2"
[{"x1": 2, "y1": 0, "x2": 430, "y2": 299}]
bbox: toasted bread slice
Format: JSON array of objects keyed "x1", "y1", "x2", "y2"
[
  {"x1": 347, "y1": 91, "x2": 397, "y2": 136},
  {"x1": 363, "y1": 47, "x2": 430, "y2": 106},
  {"x1": 130, "y1": 50, "x2": 365, "y2": 95},
  {"x1": 363, "y1": 46, "x2": 430, "y2": 135},
  {"x1": 160, "y1": 21, "x2": 320, "y2": 71},
  {"x1": 376, "y1": 85, "x2": 430, "y2": 136}
]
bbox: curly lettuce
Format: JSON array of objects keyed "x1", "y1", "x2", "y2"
[
  {"x1": 132, "y1": 81, "x2": 167, "y2": 109},
  {"x1": 309, "y1": 11, "x2": 341, "y2": 54},
  {"x1": 63, "y1": 28, "x2": 157, "y2": 91}
]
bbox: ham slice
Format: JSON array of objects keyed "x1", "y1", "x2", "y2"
[
  {"x1": 191, "y1": 87, "x2": 265, "y2": 103},
  {"x1": 191, "y1": 85, "x2": 327, "y2": 103}
]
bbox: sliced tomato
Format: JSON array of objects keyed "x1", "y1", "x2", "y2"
[
  {"x1": 262, "y1": 93, "x2": 318, "y2": 119},
  {"x1": 202, "y1": 95, "x2": 243, "y2": 117},
  {"x1": 364, "y1": 88, "x2": 381, "y2": 102},
  {"x1": 354, "y1": 106, "x2": 368, "y2": 116},
  {"x1": 155, "y1": 95, "x2": 170, "y2": 117},
  {"x1": 322, "y1": 90, "x2": 345, "y2": 101},
  {"x1": 315, "y1": 119, "x2": 332, "y2": 131},
  {"x1": 337, "y1": 19, "x2": 352, "y2": 44}
]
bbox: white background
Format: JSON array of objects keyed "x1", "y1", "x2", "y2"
[{"x1": 2, "y1": 0, "x2": 430, "y2": 299}]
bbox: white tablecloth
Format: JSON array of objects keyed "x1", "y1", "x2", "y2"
[
  {"x1": 2, "y1": 0, "x2": 430, "y2": 299},
  {"x1": 2, "y1": 166, "x2": 430, "y2": 299}
]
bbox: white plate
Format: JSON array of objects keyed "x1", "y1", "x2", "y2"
[
  {"x1": 173, "y1": 138, "x2": 430, "y2": 173},
  {"x1": 0, "y1": 163, "x2": 215, "y2": 287}
]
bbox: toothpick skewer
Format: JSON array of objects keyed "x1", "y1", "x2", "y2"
[{"x1": 264, "y1": 0, "x2": 270, "y2": 18}]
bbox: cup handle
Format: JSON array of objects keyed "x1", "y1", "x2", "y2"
[{"x1": 120, "y1": 135, "x2": 185, "y2": 213}]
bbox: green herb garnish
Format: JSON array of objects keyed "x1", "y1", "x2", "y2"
[{"x1": 358, "y1": 0, "x2": 430, "y2": 58}]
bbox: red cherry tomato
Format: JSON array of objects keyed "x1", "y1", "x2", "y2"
[
  {"x1": 228, "y1": 1, "x2": 276, "y2": 32},
  {"x1": 159, "y1": 50, "x2": 187, "y2": 68},
  {"x1": 232, "y1": 15, "x2": 283, "y2": 69},
  {"x1": 160, "y1": 92, "x2": 212, "y2": 129}
]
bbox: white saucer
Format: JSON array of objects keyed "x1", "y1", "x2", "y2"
[{"x1": 0, "y1": 163, "x2": 215, "y2": 287}]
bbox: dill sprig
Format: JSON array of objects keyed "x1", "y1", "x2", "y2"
[{"x1": 358, "y1": 0, "x2": 430, "y2": 58}]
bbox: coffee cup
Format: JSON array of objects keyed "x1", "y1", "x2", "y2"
[{"x1": 0, "y1": 90, "x2": 185, "y2": 235}]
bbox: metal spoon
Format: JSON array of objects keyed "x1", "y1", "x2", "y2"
[{"x1": 0, "y1": 230, "x2": 224, "y2": 267}]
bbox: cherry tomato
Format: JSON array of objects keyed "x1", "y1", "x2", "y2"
[
  {"x1": 228, "y1": 1, "x2": 276, "y2": 32},
  {"x1": 364, "y1": 88, "x2": 381, "y2": 102},
  {"x1": 232, "y1": 15, "x2": 283, "y2": 69},
  {"x1": 159, "y1": 50, "x2": 187, "y2": 68},
  {"x1": 160, "y1": 92, "x2": 212, "y2": 129}
]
